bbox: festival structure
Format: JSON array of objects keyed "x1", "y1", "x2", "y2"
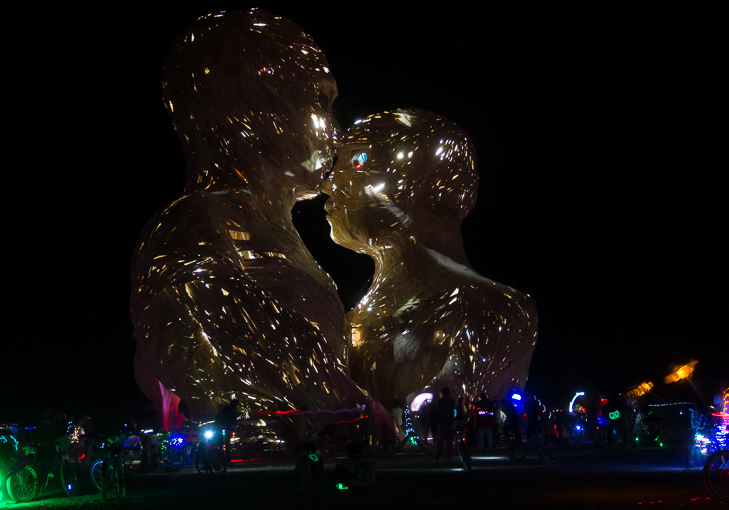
[{"x1": 130, "y1": 9, "x2": 538, "y2": 429}]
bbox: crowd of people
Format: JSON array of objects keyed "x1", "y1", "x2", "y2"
[
  {"x1": 2, "y1": 384, "x2": 725, "y2": 499},
  {"x1": 387, "y1": 383, "x2": 727, "y2": 470},
  {"x1": 409, "y1": 388, "x2": 529, "y2": 458}
]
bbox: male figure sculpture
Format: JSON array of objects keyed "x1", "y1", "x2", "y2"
[
  {"x1": 130, "y1": 9, "x2": 368, "y2": 421},
  {"x1": 324, "y1": 109, "x2": 538, "y2": 406}
]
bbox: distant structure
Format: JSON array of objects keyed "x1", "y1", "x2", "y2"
[
  {"x1": 324, "y1": 109, "x2": 538, "y2": 406},
  {"x1": 130, "y1": 9, "x2": 379, "y2": 428}
]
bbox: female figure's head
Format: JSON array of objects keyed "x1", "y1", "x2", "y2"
[
  {"x1": 163, "y1": 9, "x2": 340, "y2": 198},
  {"x1": 324, "y1": 109, "x2": 477, "y2": 255}
]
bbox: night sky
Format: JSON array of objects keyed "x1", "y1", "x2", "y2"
[{"x1": 4, "y1": 3, "x2": 727, "y2": 429}]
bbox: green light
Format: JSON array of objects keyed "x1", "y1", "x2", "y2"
[
  {"x1": 308, "y1": 453, "x2": 319, "y2": 462},
  {"x1": 609, "y1": 410, "x2": 621, "y2": 420},
  {"x1": 336, "y1": 483, "x2": 349, "y2": 490}
]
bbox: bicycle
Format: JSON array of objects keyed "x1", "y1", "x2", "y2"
[
  {"x1": 73, "y1": 435, "x2": 100, "y2": 469},
  {"x1": 192, "y1": 428, "x2": 224, "y2": 474},
  {"x1": 5, "y1": 438, "x2": 79, "y2": 503},
  {"x1": 503, "y1": 424, "x2": 526, "y2": 461},
  {"x1": 587, "y1": 416, "x2": 608, "y2": 445},
  {"x1": 121, "y1": 434, "x2": 143, "y2": 464},
  {"x1": 569, "y1": 416, "x2": 585, "y2": 442},
  {"x1": 90, "y1": 437, "x2": 126, "y2": 500},
  {"x1": 455, "y1": 428, "x2": 471, "y2": 472},
  {"x1": 160, "y1": 430, "x2": 192, "y2": 465},
  {"x1": 702, "y1": 449, "x2": 728, "y2": 503}
]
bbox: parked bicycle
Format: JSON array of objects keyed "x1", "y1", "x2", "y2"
[
  {"x1": 121, "y1": 434, "x2": 143, "y2": 464},
  {"x1": 569, "y1": 415, "x2": 585, "y2": 442},
  {"x1": 588, "y1": 416, "x2": 608, "y2": 445},
  {"x1": 160, "y1": 430, "x2": 192, "y2": 465},
  {"x1": 4, "y1": 437, "x2": 79, "y2": 503},
  {"x1": 73, "y1": 435, "x2": 100, "y2": 469},
  {"x1": 503, "y1": 423, "x2": 526, "y2": 461},
  {"x1": 702, "y1": 449, "x2": 728, "y2": 503},
  {"x1": 90, "y1": 436, "x2": 126, "y2": 500}
]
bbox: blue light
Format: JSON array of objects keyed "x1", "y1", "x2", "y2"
[{"x1": 511, "y1": 393, "x2": 522, "y2": 401}]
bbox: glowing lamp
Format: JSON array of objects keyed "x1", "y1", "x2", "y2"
[
  {"x1": 665, "y1": 359, "x2": 698, "y2": 384},
  {"x1": 569, "y1": 392, "x2": 585, "y2": 413},
  {"x1": 410, "y1": 393, "x2": 433, "y2": 412},
  {"x1": 625, "y1": 381, "x2": 654, "y2": 398}
]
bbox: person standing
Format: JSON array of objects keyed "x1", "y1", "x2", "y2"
[
  {"x1": 214, "y1": 399, "x2": 239, "y2": 464},
  {"x1": 418, "y1": 400, "x2": 432, "y2": 442},
  {"x1": 433, "y1": 388, "x2": 456, "y2": 462},
  {"x1": 475, "y1": 393, "x2": 496, "y2": 452},
  {"x1": 392, "y1": 400, "x2": 405, "y2": 441}
]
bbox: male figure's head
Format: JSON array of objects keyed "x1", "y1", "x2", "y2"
[{"x1": 163, "y1": 9, "x2": 340, "y2": 198}]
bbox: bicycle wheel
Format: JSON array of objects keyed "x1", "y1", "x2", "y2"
[
  {"x1": 457, "y1": 441, "x2": 471, "y2": 472},
  {"x1": 570, "y1": 425, "x2": 584, "y2": 443},
  {"x1": 504, "y1": 435, "x2": 515, "y2": 460},
  {"x1": 703, "y1": 450, "x2": 728, "y2": 503},
  {"x1": 75, "y1": 447, "x2": 90, "y2": 469},
  {"x1": 60, "y1": 462, "x2": 80, "y2": 497},
  {"x1": 592, "y1": 426, "x2": 606, "y2": 445},
  {"x1": 93, "y1": 460, "x2": 117, "y2": 496},
  {"x1": 90, "y1": 460, "x2": 104, "y2": 492},
  {"x1": 160, "y1": 444, "x2": 176, "y2": 465},
  {"x1": 6, "y1": 466, "x2": 38, "y2": 503}
]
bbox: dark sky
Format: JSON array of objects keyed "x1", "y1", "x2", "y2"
[{"x1": 4, "y1": 2, "x2": 727, "y2": 428}]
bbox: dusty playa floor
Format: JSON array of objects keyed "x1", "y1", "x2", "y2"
[{"x1": 2, "y1": 442, "x2": 724, "y2": 509}]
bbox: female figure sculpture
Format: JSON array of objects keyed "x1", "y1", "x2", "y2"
[{"x1": 324, "y1": 109, "x2": 538, "y2": 406}]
